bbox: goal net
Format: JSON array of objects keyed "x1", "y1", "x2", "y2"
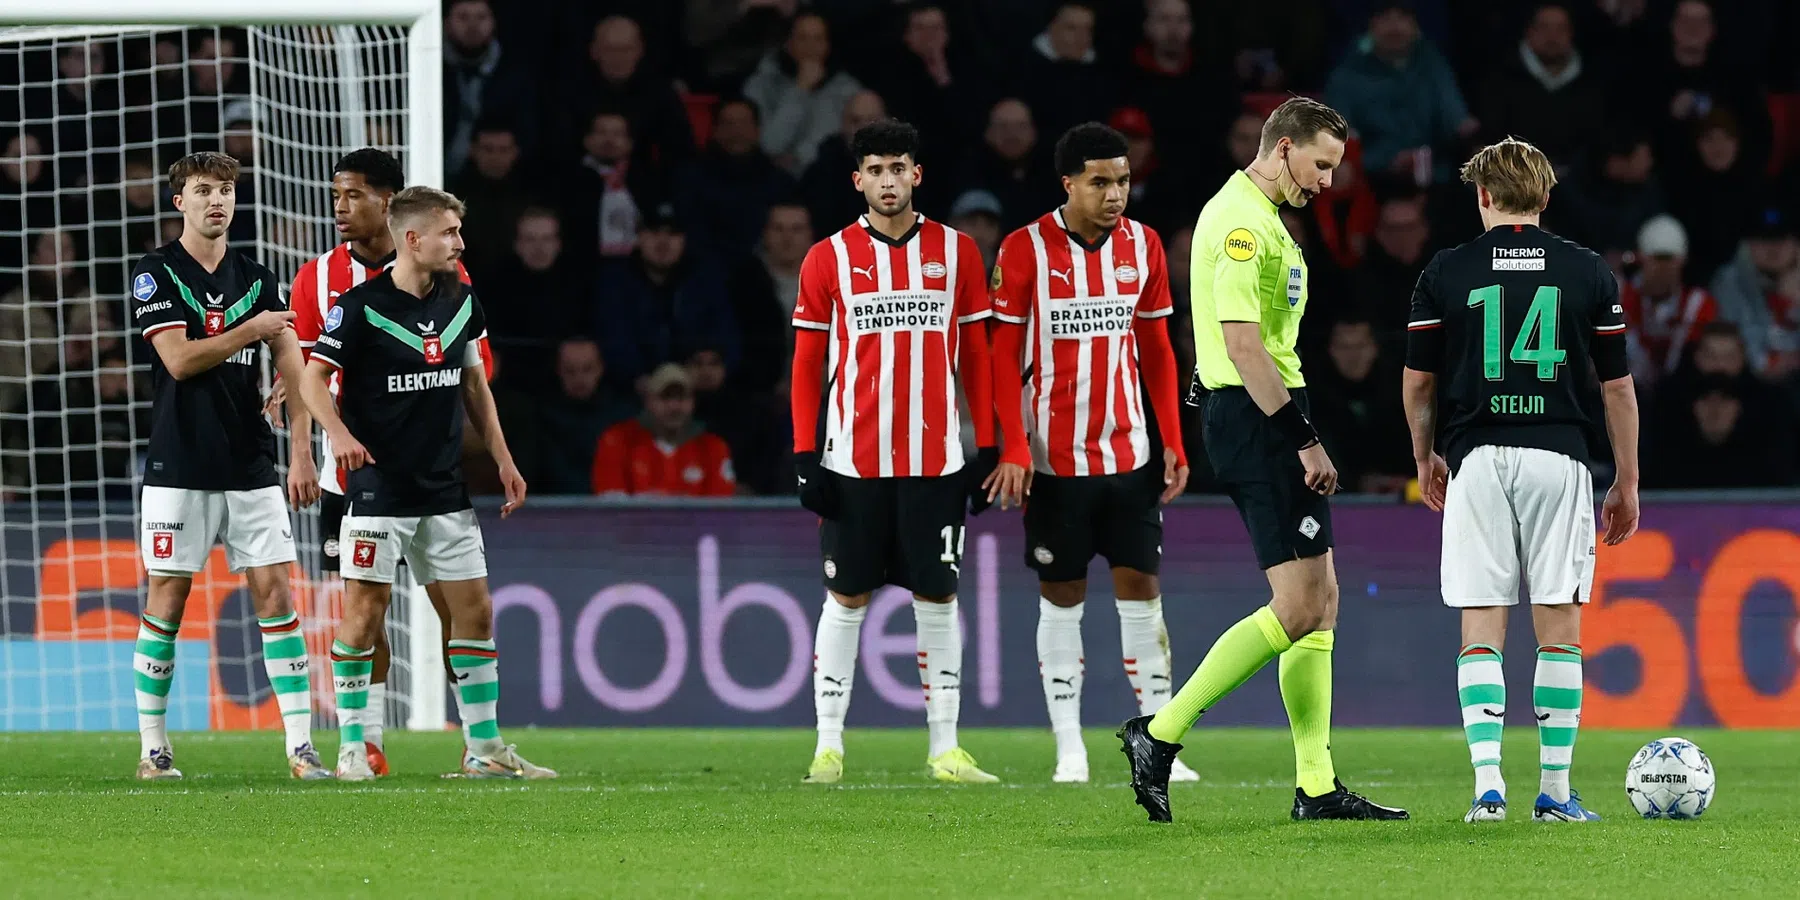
[{"x1": 0, "y1": 0, "x2": 447, "y2": 735}]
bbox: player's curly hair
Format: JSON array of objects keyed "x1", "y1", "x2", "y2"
[
  {"x1": 333, "y1": 147, "x2": 405, "y2": 193},
  {"x1": 1053, "y1": 123, "x2": 1129, "y2": 177},
  {"x1": 167, "y1": 151, "x2": 239, "y2": 193},
  {"x1": 850, "y1": 119, "x2": 920, "y2": 167}
]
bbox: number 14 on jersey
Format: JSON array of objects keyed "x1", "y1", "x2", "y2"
[{"x1": 1467, "y1": 285, "x2": 1567, "y2": 381}]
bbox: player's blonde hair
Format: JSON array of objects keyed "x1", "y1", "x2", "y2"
[
  {"x1": 387, "y1": 185, "x2": 466, "y2": 231},
  {"x1": 1460, "y1": 138, "x2": 1558, "y2": 216},
  {"x1": 1258, "y1": 97, "x2": 1349, "y2": 155}
]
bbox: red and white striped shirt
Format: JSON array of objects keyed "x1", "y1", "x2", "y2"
[
  {"x1": 792, "y1": 215, "x2": 991, "y2": 478},
  {"x1": 992, "y1": 211, "x2": 1172, "y2": 477},
  {"x1": 290, "y1": 246, "x2": 487, "y2": 492}
]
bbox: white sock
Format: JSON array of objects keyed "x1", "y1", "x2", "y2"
[
  {"x1": 1036, "y1": 598, "x2": 1085, "y2": 758},
  {"x1": 913, "y1": 597, "x2": 963, "y2": 758},
  {"x1": 814, "y1": 596, "x2": 865, "y2": 755},
  {"x1": 1117, "y1": 596, "x2": 1173, "y2": 714},
  {"x1": 365, "y1": 682, "x2": 386, "y2": 749}
]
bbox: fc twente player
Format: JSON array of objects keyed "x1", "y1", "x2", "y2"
[
  {"x1": 1402, "y1": 138, "x2": 1641, "y2": 824},
  {"x1": 300, "y1": 187, "x2": 553, "y2": 781},
  {"x1": 790, "y1": 119, "x2": 1002, "y2": 785},
  {"x1": 985, "y1": 123, "x2": 1199, "y2": 783},
  {"x1": 129, "y1": 151, "x2": 329, "y2": 780},
  {"x1": 1117, "y1": 98, "x2": 1407, "y2": 822},
  {"x1": 279, "y1": 148, "x2": 493, "y2": 776}
]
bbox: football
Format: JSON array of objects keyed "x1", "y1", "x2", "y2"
[{"x1": 1626, "y1": 736, "x2": 1716, "y2": 819}]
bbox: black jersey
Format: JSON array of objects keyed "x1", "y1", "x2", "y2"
[
  {"x1": 130, "y1": 240, "x2": 285, "y2": 490},
  {"x1": 1405, "y1": 224, "x2": 1629, "y2": 473},
  {"x1": 310, "y1": 271, "x2": 487, "y2": 517}
]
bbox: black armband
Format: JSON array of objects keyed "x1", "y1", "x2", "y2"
[
  {"x1": 1269, "y1": 399, "x2": 1320, "y2": 450},
  {"x1": 1592, "y1": 331, "x2": 1630, "y2": 382}
]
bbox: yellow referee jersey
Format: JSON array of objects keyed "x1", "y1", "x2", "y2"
[{"x1": 1190, "y1": 170, "x2": 1309, "y2": 390}]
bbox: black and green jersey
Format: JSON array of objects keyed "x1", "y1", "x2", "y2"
[
  {"x1": 1405, "y1": 224, "x2": 1629, "y2": 473},
  {"x1": 311, "y1": 270, "x2": 488, "y2": 517},
  {"x1": 130, "y1": 240, "x2": 284, "y2": 490}
]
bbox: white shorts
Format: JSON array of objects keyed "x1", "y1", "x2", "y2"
[
  {"x1": 140, "y1": 485, "x2": 297, "y2": 576},
  {"x1": 340, "y1": 508, "x2": 487, "y2": 585},
  {"x1": 1441, "y1": 445, "x2": 1596, "y2": 608}
]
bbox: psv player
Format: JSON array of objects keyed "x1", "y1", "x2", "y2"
[
  {"x1": 129, "y1": 151, "x2": 329, "y2": 780},
  {"x1": 283, "y1": 149, "x2": 491, "y2": 775},
  {"x1": 986, "y1": 123, "x2": 1198, "y2": 783},
  {"x1": 791, "y1": 120, "x2": 1002, "y2": 784},
  {"x1": 1403, "y1": 139, "x2": 1640, "y2": 823}
]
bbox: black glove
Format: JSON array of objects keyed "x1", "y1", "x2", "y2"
[
  {"x1": 965, "y1": 446, "x2": 1000, "y2": 516},
  {"x1": 794, "y1": 451, "x2": 839, "y2": 519}
]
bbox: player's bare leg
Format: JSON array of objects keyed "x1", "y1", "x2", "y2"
[
  {"x1": 1110, "y1": 568, "x2": 1197, "y2": 783},
  {"x1": 915, "y1": 592, "x2": 996, "y2": 784},
  {"x1": 330, "y1": 579, "x2": 389, "y2": 780},
  {"x1": 134, "y1": 576, "x2": 193, "y2": 779},
  {"x1": 438, "y1": 576, "x2": 555, "y2": 779},
  {"x1": 805, "y1": 590, "x2": 870, "y2": 784},
  {"x1": 245, "y1": 563, "x2": 328, "y2": 779},
  {"x1": 1528, "y1": 602, "x2": 1593, "y2": 822}
]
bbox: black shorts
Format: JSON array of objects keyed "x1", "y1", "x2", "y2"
[
  {"x1": 1023, "y1": 466, "x2": 1163, "y2": 583},
  {"x1": 1202, "y1": 387, "x2": 1333, "y2": 570},
  {"x1": 319, "y1": 489, "x2": 346, "y2": 573},
  {"x1": 820, "y1": 473, "x2": 966, "y2": 598}
]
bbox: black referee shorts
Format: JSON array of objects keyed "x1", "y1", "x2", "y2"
[
  {"x1": 1202, "y1": 387, "x2": 1333, "y2": 570},
  {"x1": 819, "y1": 472, "x2": 966, "y2": 598},
  {"x1": 1023, "y1": 466, "x2": 1163, "y2": 583}
]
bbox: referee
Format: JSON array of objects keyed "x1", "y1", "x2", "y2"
[{"x1": 1118, "y1": 97, "x2": 1407, "y2": 823}]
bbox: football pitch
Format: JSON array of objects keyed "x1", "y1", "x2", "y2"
[{"x1": 2, "y1": 728, "x2": 1795, "y2": 898}]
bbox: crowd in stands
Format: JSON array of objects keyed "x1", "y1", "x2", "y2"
[{"x1": 6, "y1": 0, "x2": 1800, "y2": 499}]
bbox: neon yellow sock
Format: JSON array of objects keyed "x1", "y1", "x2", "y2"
[
  {"x1": 1148, "y1": 606, "x2": 1291, "y2": 744},
  {"x1": 1280, "y1": 630, "x2": 1338, "y2": 797}
]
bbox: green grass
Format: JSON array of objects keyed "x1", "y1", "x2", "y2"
[{"x1": 0, "y1": 728, "x2": 1794, "y2": 898}]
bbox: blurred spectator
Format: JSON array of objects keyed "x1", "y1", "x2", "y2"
[
  {"x1": 798, "y1": 90, "x2": 887, "y2": 233},
  {"x1": 2, "y1": 132, "x2": 58, "y2": 244},
  {"x1": 1198, "y1": 0, "x2": 1331, "y2": 94},
  {"x1": 0, "y1": 233, "x2": 70, "y2": 416},
  {"x1": 561, "y1": 111, "x2": 659, "y2": 265},
  {"x1": 487, "y1": 208, "x2": 580, "y2": 387},
  {"x1": 1309, "y1": 319, "x2": 1412, "y2": 494},
  {"x1": 1653, "y1": 323, "x2": 1795, "y2": 453},
  {"x1": 1019, "y1": 4, "x2": 1114, "y2": 144},
  {"x1": 1711, "y1": 207, "x2": 1800, "y2": 379},
  {"x1": 1111, "y1": 107, "x2": 1189, "y2": 236},
  {"x1": 89, "y1": 152, "x2": 164, "y2": 291},
  {"x1": 1632, "y1": 0, "x2": 1771, "y2": 182},
  {"x1": 1647, "y1": 376, "x2": 1795, "y2": 489},
  {"x1": 449, "y1": 121, "x2": 532, "y2": 278},
  {"x1": 727, "y1": 202, "x2": 811, "y2": 393},
  {"x1": 674, "y1": 98, "x2": 798, "y2": 262},
  {"x1": 39, "y1": 41, "x2": 123, "y2": 182},
  {"x1": 1214, "y1": 111, "x2": 1263, "y2": 183},
  {"x1": 957, "y1": 98, "x2": 1059, "y2": 231},
  {"x1": 687, "y1": 345, "x2": 780, "y2": 492},
  {"x1": 1666, "y1": 110, "x2": 1759, "y2": 279},
  {"x1": 684, "y1": 0, "x2": 796, "y2": 92},
  {"x1": 1127, "y1": 0, "x2": 1236, "y2": 165},
  {"x1": 1307, "y1": 138, "x2": 1377, "y2": 272},
  {"x1": 221, "y1": 101, "x2": 259, "y2": 246},
  {"x1": 156, "y1": 31, "x2": 242, "y2": 160},
  {"x1": 1352, "y1": 193, "x2": 1433, "y2": 342},
  {"x1": 1620, "y1": 215, "x2": 1718, "y2": 385},
  {"x1": 870, "y1": 3, "x2": 985, "y2": 165},
  {"x1": 1554, "y1": 129, "x2": 1666, "y2": 262},
  {"x1": 538, "y1": 337, "x2": 635, "y2": 494},
  {"x1": 568, "y1": 16, "x2": 693, "y2": 172},
  {"x1": 591, "y1": 362, "x2": 736, "y2": 496},
  {"x1": 1477, "y1": 3, "x2": 1605, "y2": 173},
  {"x1": 948, "y1": 190, "x2": 1004, "y2": 271},
  {"x1": 593, "y1": 203, "x2": 738, "y2": 390},
  {"x1": 442, "y1": 0, "x2": 537, "y2": 177},
  {"x1": 1325, "y1": 2, "x2": 1477, "y2": 185},
  {"x1": 462, "y1": 347, "x2": 544, "y2": 495},
  {"x1": 742, "y1": 13, "x2": 863, "y2": 177}
]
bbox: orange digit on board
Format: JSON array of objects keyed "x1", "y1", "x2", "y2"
[
  {"x1": 1695, "y1": 529, "x2": 1800, "y2": 728},
  {"x1": 1583, "y1": 529, "x2": 1686, "y2": 729}
]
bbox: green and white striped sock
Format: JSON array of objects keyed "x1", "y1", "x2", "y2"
[
  {"x1": 259, "y1": 612, "x2": 312, "y2": 752},
  {"x1": 1535, "y1": 643, "x2": 1582, "y2": 804},
  {"x1": 330, "y1": 641, "x2": 374, "y2": 748},
  {"x1": 448, "y1": 639, "x2": 503, "y2": 757},
  {"x1": 134, "y1": 613, "x2": 179, "y2": 756},
  {"x1": 1456, "y1": 644, "x2": 1505, "y2": 799}
]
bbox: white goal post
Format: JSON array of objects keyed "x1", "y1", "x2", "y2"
[{"x1": 0, "y1": 0, "x2": 447, "y2": 734}]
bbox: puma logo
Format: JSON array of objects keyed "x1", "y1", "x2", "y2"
[
  {"x1": 821, "y1": 675, "x2": 845, "y2": 686},
  {"x1": 1482, "y1": 708, "x2": 1505, "y2": 718},
  {"x1": 1050, "y1": 677, "x2": 1075, "y2": 687},
  {"x1": 1048, "y1": 268, "x2": 1071, "y2": 284},
  {"x1": 936, "y1": 670, "x2": 960, "y2": 686},
  {"x1": 1536, "y1": 713, "x2": 1551, "y2": 722},
  {"x1": 852, "y1": 265, "x2": 874, "y2": 279},
  {"x1": 1148, "y1": 674, "x2": 1170, "y2": 683},
  {"x1": 454, "y1": 672, "x2": 471, "y2": 682}
]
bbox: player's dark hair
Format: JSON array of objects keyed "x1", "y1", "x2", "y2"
[
  {"x1": 167, "y1": 151, "x2": 239, "y2": 193},
  {"x1": 850, "y1": 119, "x2": 920, "y2": 167},
  {"x1": 1053, "y1": 123, "x2": 1129, "y2": 177},
  {"x1": 333, "y1": 148, "x2": 405, "y2": 193},
  {"x1": 1258, "y1": 97, "x2": 1349, "y2": 155}
]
